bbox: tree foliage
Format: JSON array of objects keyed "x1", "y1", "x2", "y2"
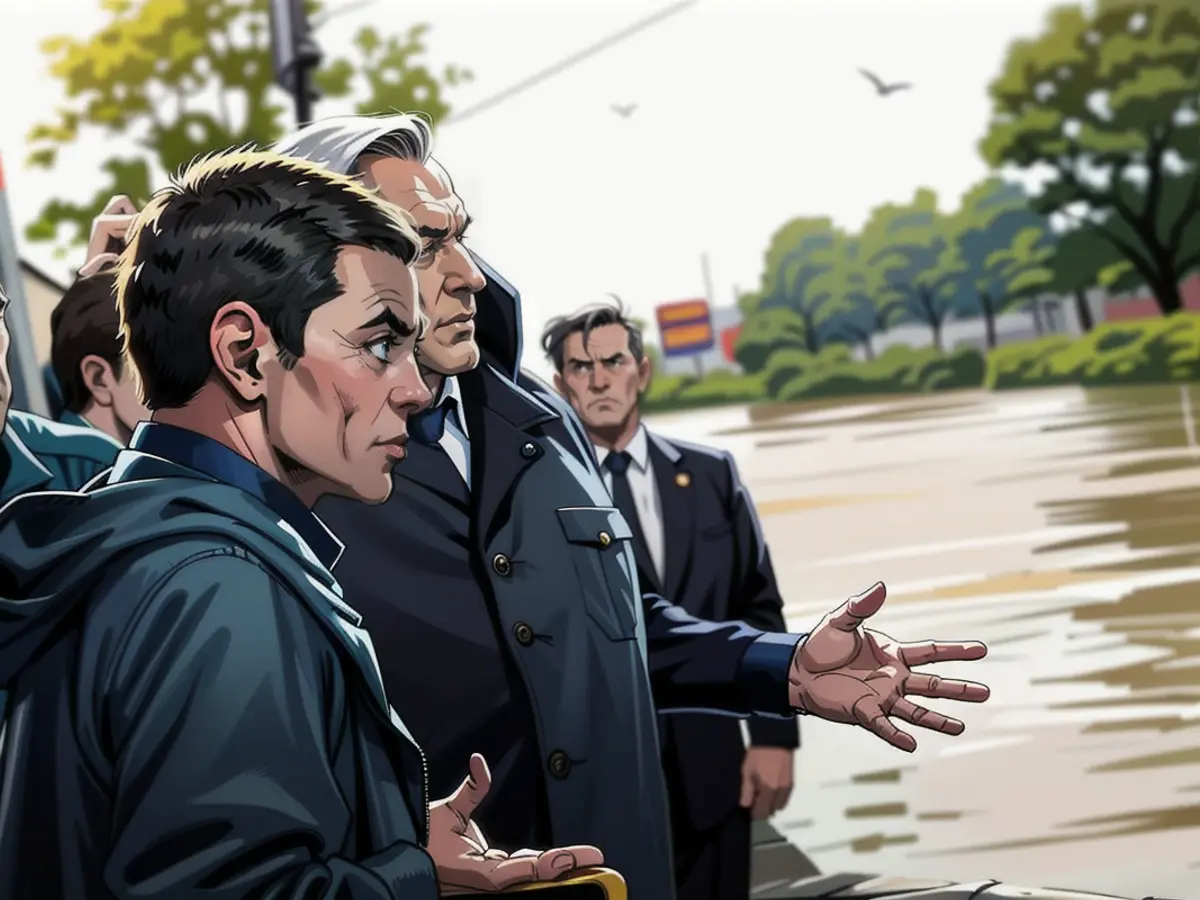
[
  {"x1": 945, "y1": 179, "x2": 1056, "y2": 347},
  {"x1": 980, "y1": 0, "x2": 1200, "y2": 313},
  {"x1": 25, "y1": 0, "x2": 472, "y2": 255},
  {"x1": 859, "y1": 189, "x2": 964, "y2": 350}
]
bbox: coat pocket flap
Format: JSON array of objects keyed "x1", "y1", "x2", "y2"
[{"x1": 555, "y1": 506, "x2": 633, "y2": 546}]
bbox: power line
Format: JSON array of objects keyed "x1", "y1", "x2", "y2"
[{"x1": 442, "y1": 0, "x2": 699, "y2": 126}]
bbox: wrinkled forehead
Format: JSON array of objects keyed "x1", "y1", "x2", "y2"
[
  {"x1": 568, "y1": 324, "x2": 630, "y2": 360},
  {"x1": 358, "y1": 154, "x2": 467, "y2": 230}
]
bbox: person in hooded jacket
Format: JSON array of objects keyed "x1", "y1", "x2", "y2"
[{"x1": 0, "y1": 149, "x2": 602, "y2": 900}]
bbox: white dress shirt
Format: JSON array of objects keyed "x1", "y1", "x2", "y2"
[
  {"x1": 594, "y1": 425, "x2": 667, "y2": 586},
  {"x1": 435, "y1": 376, "x2": 472, "y2": 490}
]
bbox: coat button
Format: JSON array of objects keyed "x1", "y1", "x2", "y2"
[
  {"x1": 520, "y1": 441, "x2": 538, "y2": 459},
  {"x1": 547, "y1": 749, "x2": 571, "y2": 779},
  {"x1": 513, "y1": 622, "x2": 535, "y2": 646},
  {"x1": 493, "y1": 553, "x2": 511, "y2": 576},
  {"x1": 598, "y1": 531, "x2": 611, "y2": 547}
]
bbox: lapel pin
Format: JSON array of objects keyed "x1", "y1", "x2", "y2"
[{"x1": 675, "y1": 471, "x2": 691, "y2": 488}]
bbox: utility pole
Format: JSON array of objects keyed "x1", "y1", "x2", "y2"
[
  {"x1": 694, "y1": 251, "x2": 715, "y2": 379},
  {"x1": 0, "y1": 152, "x2": 50, "y2": 419},
  {"x1": 269, "y1": 0, "x2": 324, "y2": 128}
]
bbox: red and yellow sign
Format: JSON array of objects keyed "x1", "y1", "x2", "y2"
[{"x1": 656, "y1": 299, "x2": 715, "y2": 358}]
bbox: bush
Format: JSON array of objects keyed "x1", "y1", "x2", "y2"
[
  {"x1": 986, "y1": 313, "x2": 1200, "y2": 390},
  {"x1": 762, "y1": 345, "x2": 854, "y2": 397},
  {"x1": 775, "y1": 344, "x2": 986, "y2": 401},
  {"x1": 642, "y1": 315, "x2": 1200, "y2": 412},
  {"x1": 641, "y1": 368, "x2": 766, "y2": 412}
]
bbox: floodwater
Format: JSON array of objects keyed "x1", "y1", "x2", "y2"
[{"x1": 649, "y1": 385, "x2": 1200, "y2": 900}]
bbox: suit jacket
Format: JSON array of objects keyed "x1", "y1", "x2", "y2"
[
  {"x1": 318, "y1": 363, "x2": 802, "y2": 900},
  {"x1": 643, "y1": 430, "x2": 800, "y2": 833},
  {"x1": 317, "y1": 258, "x2": 802, "y2": 900}
]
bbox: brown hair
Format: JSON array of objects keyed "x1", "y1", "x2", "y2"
[
  {"x1": 50, "y1": 269, "x2": 124, "y2": 414},
  {"x1": 116, "y1": 148, "x2": 422, "y2": 410}
]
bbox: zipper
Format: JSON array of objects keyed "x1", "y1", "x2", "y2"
[{"x1": 418, "y1": 742, "x2": 430, "y2": 845}]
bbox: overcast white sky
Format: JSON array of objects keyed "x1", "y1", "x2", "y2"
[{"x1": 0, "y1": 0, "x2": 1064, "y2": 381}]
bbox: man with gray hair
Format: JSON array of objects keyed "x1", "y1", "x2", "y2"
[{"x1": 272, "y1": 115, "x2": 993, "y2": 900}]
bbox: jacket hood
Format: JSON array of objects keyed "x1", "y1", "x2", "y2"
[{"x1": 0, "y1": 473, "x2": 338, "y2": 687}]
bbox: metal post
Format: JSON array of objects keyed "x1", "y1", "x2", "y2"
[
  {"x1": 0, "y1": 152, "x2": 50, "y2": 419},
  {"x1": 270, "y1": 0, "x2": 324, "y2": 129},
  {"x1": 700, "y1": 252, "x2": 714, "y2": 306},
  {"x1": 698, "y1": 252, "x2": 714, "y2": 378}
]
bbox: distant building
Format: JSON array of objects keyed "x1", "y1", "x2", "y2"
[
  {"x1": 657, "y1": 303, "x2": 744, "y2": 377},
  {"x1": 1102, "y1": 274, "x2": 1200, "y2": 321},
  {"x1": 19, "y1": 258, "x2": 66, "y2": 365}
]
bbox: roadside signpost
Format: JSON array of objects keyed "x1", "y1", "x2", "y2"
[{"x1": 656, "y1": 298, "x2": 714, "y2": 377}]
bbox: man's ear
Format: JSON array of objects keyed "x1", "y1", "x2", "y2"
[
  {"x1": 637, "y1": 354, "x2": 652, "y2": 393},
  {"x1": 78, "y1": 354, "x2": 118, "y2": 407},
  {"x1": 209, "y1": 301, "x2": 272, "y2": 404},
  {"x1": 553, "y1": 371, "x2": 567, "y2": 398}
]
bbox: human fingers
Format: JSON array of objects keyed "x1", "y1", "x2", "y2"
[
  {"x1": 888, "y1": 696, "x2": 965, "y2": 735},
  {"x1": 78, "y1": 252, "x2": 121, "y2": 278},
  {"x1": 825, "y1": 582, "x2": 887, "y2": 632},
  {"x1": 749, "y1": 785, "x2": 774, "y2": 821},
  {"x1": 533, "y1": 845, "x2": 604, "y2": 880},
  {"x1": 99, "y1": 195, "x2": 138, "y2": 217},
  {"x1": 852, "y1": 694, "x2": 917, "y2": 752},
  {"x1": 444, "y1": 753, "x2": 492, "y2": 821},
  {"x1": 903, "y1": 672, "x2": 991, "y2": 703},
  {"x1": 900, "y1": 639, "x2": 987, "y2": 667}
]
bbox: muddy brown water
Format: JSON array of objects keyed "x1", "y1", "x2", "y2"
[{"x1": 649, "y1": 385, "x2": 1200, "y2": 900}]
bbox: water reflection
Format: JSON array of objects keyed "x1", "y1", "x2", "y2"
[{"x1": 652, "y1": 385, "x2": 1200, "y2": 896}]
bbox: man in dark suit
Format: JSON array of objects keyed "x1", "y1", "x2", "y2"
[
  {"x1": 273, "y1": 114, "x2": 994, "y2": 900},
  {"x1": 541, "y1": 300, "x2": 798, "y2": 900}
]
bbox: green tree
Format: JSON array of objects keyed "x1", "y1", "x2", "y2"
[
  {"x1": 732, "y1": 302, "x2": 807, "y2": 374},
  {"x1": 860, "y1": 189, "x2": 963, "y2": 351},
  {"x1": 801, "y1": 234, "x2": 902, "y2": 362},
  {"x1": 751, "y1": 217, "x2": 847, "y2": 353},
  {"x1": 1047, "y1": 226, "x2": 1142, "y2": 331},
  {"x1": 946, "y1": 179, "x2": 1056, "y2": 348},
  {"x1": 25, "y1": 0, "x2": 472, "y2": 255},
  {"x1": 980, "y1": 0, "x2": 1200, "y2": 314}
]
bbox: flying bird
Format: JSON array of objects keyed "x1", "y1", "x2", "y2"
[
  {"x1": 859, "y1": 68, "x2": 912, "y2": 96},
  {"x1": 611, "y1": 103, "x2": 638, "y2": 118}
]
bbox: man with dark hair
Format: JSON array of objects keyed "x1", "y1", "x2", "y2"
[
  {"x1": 273, "y1": 114, "x2": 994, "y2": 900},
  {"x1": 542, "y1": 299, "x2": 797, "y2": 900},
  {"x1": 50, "y1": 267, "x2": 148, "y2": 443},
  {"x1": 0, "y1": 282, "x2": 122, "y2": 507},
  {"x1": 0, "y1": 149, "x2": 601, "y2": 900}
]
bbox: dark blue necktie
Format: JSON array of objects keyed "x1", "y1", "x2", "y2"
[
  {"x1": 604, "y1": 450, "x2": 658, "y2": 590},
  {"x1": 410, "y1": 398, "x2": 455, "y2": 445}
]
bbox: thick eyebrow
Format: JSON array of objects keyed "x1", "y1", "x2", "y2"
[
  {"x1": 356, "y1": 308, "x2": 415, "y2": 337},
  {"x1": 601, "y1": 353, "x2": 625, "y2": 364},
  {"x1": 566, "y1": 355, "x2": 594, "y2": 367},
  {"x1": 418, "y1": 214, "x2": 473, "y2": 243}
]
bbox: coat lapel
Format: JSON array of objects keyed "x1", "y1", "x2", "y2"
[
  {"x1": 648, "y1": 432, "x2": 694, "y2": 600},
  {"x1": 462, "y1": 366, "x2": 559, "y2": 550},
  {"x1": 393, "y1": 439, "x2": 470, "y2": 506}
]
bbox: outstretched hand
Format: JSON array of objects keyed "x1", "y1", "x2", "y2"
[
  {"x1": 787, "y1": 582, "x2": 991, "y2": 752},
  {"x1": 428, "y1": 753, "x2": 605, "y2": 894}
]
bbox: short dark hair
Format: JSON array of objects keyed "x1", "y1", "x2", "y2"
[
  {"x1": 540, "y1": 297, "x2": 645, "y2": 373},
  {"x1": 50, "y1": 269, "x2": 124, "y2": 414},
  {"x1": 116, "y1": 149, "x2": 422, "y2": 410}
]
